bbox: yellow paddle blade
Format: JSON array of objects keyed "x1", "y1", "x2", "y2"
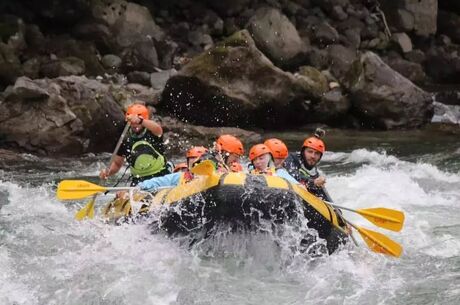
[
  {"x1": 357, "y1": 208, "x2": 405, "y2": 232},
  {"x1": 57, "y1": 180, "x2": 107, "y2": 200},
  {"x1": 74, "y1": 197, "x2": 96, "y2": 220},
  {"x1": 191, "y1": 160, "x2": 216, "y2": 176},
  {"x1": 357, "y1": 226, "x2": 403, "y2": 258}
]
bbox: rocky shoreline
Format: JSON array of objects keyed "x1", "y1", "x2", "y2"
[{"x1": 0, "y1": 0, "x2": 459, "y2": 156}]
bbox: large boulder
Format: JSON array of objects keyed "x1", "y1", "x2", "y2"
[
  {"x1": 161, "y1": 30, "x2": 319, "y2": 128},
  {"x1": 343, "y1": 52, "x2": 433, "y2": 129},
  {"x1": 0, "y1": 76, "x2": 155, "y2": 155},
  {"x1": 379, "y1": 0, "x2": 437, "y2": 37},
  {"x1": 246, "y1": 7, "x2": 308, "y2": 68}
]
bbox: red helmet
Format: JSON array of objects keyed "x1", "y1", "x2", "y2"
[
  {"x1": 249, "y1": 144, "x2": 272, "y2": 161},
  {"x1": 216, "y1": 135, "x2": 244, "y2": 156},
  {"x1": 186, "y1": 146, "x2": 208, "y2": 159},
  {"x1": 264, "y1": 138, "x2": 288, "y2": 159},
  {"x1": 126, "y1": 103, "x2": 149, "y2": 120},
  {"x1": 303, "y1": 137, "x2": 325, "y2": 154},
  {"x1": 173, "y1": 162, "x2": 188, "y2": 172}
]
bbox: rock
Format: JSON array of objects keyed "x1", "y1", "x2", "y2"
[
  {"x1": 379, "y1": 0, "x2": 437, "y2": 37},
  {"x1": 25, "y1": 24, "x2": 45, "y2": 51},
  {"x1": 161, "y1": 116, "x2": 261, "y2": 155},
  {"x1": 246, "y1": 7, "x2": 308, "y2": 68},
  {"x1": 434, "y1": 91, "x2": 460, "y2": 106},
  {"x1": 295, "y1": 66, "x2": 328, "y2": 95},
  {"x1": 127, "y1": 71, "x2": 151, "y2": 86},
  {"x1": 101, "y1": 54, "x2": 122, "y2": 69},
  {"x1": 155, "y1": 40, "x2": 178, "y2": 70},
  {"x1": 331, "y1": 5, "x2": 348, "y2": 21},
  {"x1": 438, "y1": 10, "x2": 460, "y2": 44},
  {"x1": 385, "y1": 57, "x2": 426, "y2": 84},
  {"x1": 314, "y1": 22, "x2": 339, "y2": 45},
  {"x1": 161, "y1": 30, "x2": 319, "y2": 128},
  {"x1": 431, "y1": 102, "x2": 460, "y2": 125},
  {"x1": 327, "y1": 44, "x2": 357, "y2": 81},
  {"x1": 121, "y1": 39, "x2": 159, "y2": 72},
  {"x1": 188, "y1": 30, "x2": 214, "y2": 48},
  {"x1": 5, "y1": 76, "x2": 50, "y2": 100},
  {"x1": 425, "y1": 47, "x2": 460, "y2": 82},
  {"x1": 150, "y1": 69, "x2": 177, "y2": 91},
  {"x1": 40, "y1": 56, "x2": 85, "y2": 78},
  {"x1": 207, "y1": 0, "x2": 251, "y2": 17},
  {"x1": 0, "y1": 42, "x2": 22, "y2": 86},
  {"x1": 307, "y1": 47, "x2": 329, "y2": 69},
  {"x1": 313, "y1": 88, "x2": 351, "y2": 123},
  {"x1": 344, "y1": 52, "x2": 433, "y2": 129},
  {"x1": 0, "y1": 75, "x2": 158, "y2": 155},
  {"x1": 344, "y1": 28, "x2": 361, "y2": 49},
  {"x1": 404, "y1": 49, "x2": 426, "y2": 64},
  {"x1": 391, "y1": 33, "x2": 412, "y2": 53}
]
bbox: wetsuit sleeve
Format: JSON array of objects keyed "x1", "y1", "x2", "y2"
[
  {"x1": 275, "y1": 168, "x2": 299, "y2": 184},
  {"x1": 138, "y1": 172, "x2": 181, "y2": 191}
]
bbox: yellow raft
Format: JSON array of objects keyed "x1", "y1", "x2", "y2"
[{"x1": 102, "y1": 168, "x2": 350, "y2": 255}]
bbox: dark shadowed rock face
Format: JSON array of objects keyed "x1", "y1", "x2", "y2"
[
  {"x1": 344, "y1": 52, "x2": 433, "y2": 129},
  {"x1": 161, "y1": 30, "x2": 319, "y2": 129}
]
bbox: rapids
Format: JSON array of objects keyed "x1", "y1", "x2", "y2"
[{"x1": 1, "y1": 131, "x2": 459, "y2": 305}]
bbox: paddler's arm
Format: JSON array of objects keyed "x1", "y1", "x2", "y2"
[
  {"x1": 140, "y1": 117, "x2": 163, "y2": 137},
  {"x1": 138, "y1": 172, "x2": 181, "y2": 191},
  {"x1": 99, "y1": 155, "x2": 124, "y2": 179},
  {"x1": 275, "y1": 168, "x2": 299, "y2": 184}
]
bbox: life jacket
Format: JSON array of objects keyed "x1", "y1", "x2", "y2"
[
  {"x1": 250, "y1": 167, "x2": 276, "y2": 175},
  {"x1": 129, "y1": 140, "x2": 166, "y2": 178}
]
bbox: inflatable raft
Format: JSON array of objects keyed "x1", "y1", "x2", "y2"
[{"x1": 102, "y1": 168, "x2": 349, "y2": 255}]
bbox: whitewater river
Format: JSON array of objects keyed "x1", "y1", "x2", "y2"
[{"x1": 1, "y1": 130, "x2": 459, "y2": 305}]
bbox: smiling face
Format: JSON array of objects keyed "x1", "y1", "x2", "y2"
[
  {"x1": 303, "y1": 147, "x2": 322, "y2": 167},
  {"x1": 225, "y1": 152, "x2": 240, "y2": 166},
  {"x1": 252, "y1": 153, "x2": 271, "y2": 171}
]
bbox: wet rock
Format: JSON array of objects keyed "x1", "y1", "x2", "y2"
[
  {"x1": 434, "y1": 91, "x2": 460, "y2": 106},
  {"x1": 162, "y1": 30, "x2": 318, "y2": 128},
  {"x1": 313, "y1": 22, "x2": 339, "y2": 45},
  {"x1": 385, "y1": 57, "x2": 426, "y2": 84},
  {"x1": 40, "y1": 56, "x2": 85, "y2": 78},
  {"x1": 307, "y1": 47, "x2": 329, "y2": 70},
  {"x1": 313, "y1": 88, "x2": 351, "y2": 123},
  {"x1": 150, "y1": 69, "x2": 177, "y2": 91},
  {"x1": 161, "y1": 116, "x2": 262, "y2": 155},
  {"x1": 22, "y1": 58, "x2": 40, "y2": 79},
  {"x1": 247, "y1": 7, "x2": 308, "y2": 68},
  {"x1": 344, "y1": 51, "x2": 433, "y2": 129},
  {"x1": 425, "y1": 47, "x2": 460, "y2": 82},
  {"x1": 127, "y1": 71, "x2": 151, "y2": 86},
  {"x1": 101, "y1": 54, "x2": 122, "y2": 69},
  {"x1": 344, "y1": 28, "x2": 361, "y2": 49},
  {"x1": 391, "y1": 33, "x2": 412, "y2": 53},
  {"x1": 188, "y1": 30, "x2": 213, "y2": 48},
  {"x1": 438, "y1": 10, "x2": 460, "y2": 44},
  {"x1": 380, "y1": 0, "x2": 437, "y2": 37},
  {"x1": 295, "y1": 66, "x2": 328, "y2": 95},
  {"x1": 331, "y1": 5, "x2": 348, "y2": 21},
  {"x1": 155, "y1": 40, "x2": 178, "y2": 70},
  {"x1": 432, "y1": 102, "x2": 460, "y2": 125},
  {"x1": 404, "y1": 49, "x2": 426, "y2": 64},
  {"x1": 121, "y1": 39, "x2": 159, "y2": 72},
  {"x1": 207, "y1": 0, "x2": 251, "y2": 17},
  {"x1": 0, "y1": 76, "x2": 159, "y2": 155},
  {"x1": 327, "y1": 44, "x2": 357, "y2": 81},
  {"x1": 0, "y1": 42, "x2": 22, "y2": 86}
]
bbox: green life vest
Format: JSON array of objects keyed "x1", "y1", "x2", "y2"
[{"x1": 129, "y1": 140, "x2": 166, "y2": 178}]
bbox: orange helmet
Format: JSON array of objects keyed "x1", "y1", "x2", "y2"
[
  {"x1": 303, "y1": 137, "x2": 325, "y2": 154},
  {"x1": 216, "y1": 135, "x2": 244, "y2": 156},
  {"x1": 249, "y1": 144, "x2": 272, "y2": 161},
  {"x1": 126, "y1": 104, "x2": 149, "y2": 120},
  {"x1": 173, "y1": 162, "x2": 188, "y2": 172},
  {"x1": 186, "y1": 146, "x2": 208, "y2": 159},
  {"x1": 264, "y1": 138, "x2": 288, "y2": 159}
]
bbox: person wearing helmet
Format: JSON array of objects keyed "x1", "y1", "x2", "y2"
[
  {"x1": 211, "y1": 134, "x2": 244, "y2": 173},
  {"x1": 173, "y1": 162, "x2": 188, "y2": 173},
  {"x1": 264, "y1": 138, "x2": 298, "y2": 183},
  {"x1": 284, "y1": 128, "x2": 330, "y2": 200},
  {"x1": 99, "y1": 103, "x2": 169, "y2": 186},
  {"x1": 248, "y1": 144, "x2": 276, "y2": 175},
  {"x1": 138, "y1": 146, "x2": 208, "y2": 191}
]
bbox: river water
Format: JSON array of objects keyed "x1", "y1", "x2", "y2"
[{"x1": 0, "y1": 129, "x2": 459, "y2": 305}]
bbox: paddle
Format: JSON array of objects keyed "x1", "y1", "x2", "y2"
[
  {"x1": 346, "y1": 220, "x2": 403, "y2": 258},
  {"x1": 326, "y1": 203, "x2": 404, "y2": 232},
  {"x1": 74, "y1": 122, "x2": 130, "y2": 220},
  {"x1": 190, "y1": 160, "x2": 216, "y2": 176},
  {"x1": 57, "y1": 180, "x2": 138, "y2": 200}
]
